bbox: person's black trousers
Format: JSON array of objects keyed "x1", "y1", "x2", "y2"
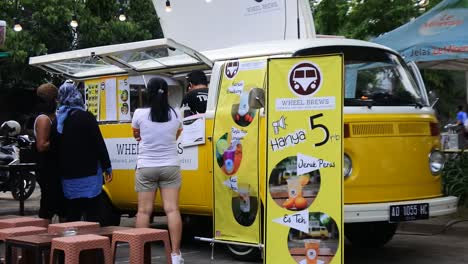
[{"x1": 65, "y1": 194, "x2": 101, "y2": 223}]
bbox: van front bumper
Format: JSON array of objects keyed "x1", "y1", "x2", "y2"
[{"x1": 344, "y1": 196, "x2": 458, "y2": 223}]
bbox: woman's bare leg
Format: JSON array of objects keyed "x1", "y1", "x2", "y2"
[
  {"x1": 160, "y1": 187, "x2": 182, "y2": 254},
  {"x1": 135, "y1": 191, "x2": 156, "y2": 228}
]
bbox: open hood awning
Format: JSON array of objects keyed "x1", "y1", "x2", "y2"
[{"x1": 29, "y1": 38, "x2": 213, "y2": 80}]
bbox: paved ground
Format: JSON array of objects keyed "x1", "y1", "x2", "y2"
[
  {"x1": 0, "y1": 187, "x2": 252, "y2": 263},
  {"x1": 0, "y1": 185, "x2": 40, "y2": 216},
  {"x1": 1, "y1": 187, "x2": 468, "y2": 263}
]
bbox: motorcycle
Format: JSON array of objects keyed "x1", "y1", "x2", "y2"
[{"x1": 0, "y1": 121, "x2": 36, "y2": 201}]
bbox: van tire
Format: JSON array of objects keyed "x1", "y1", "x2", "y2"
[
  {"x1": 345, "y1": 221, "x2": 398, "y2": 248},
  {"x1": 99, "y1": 193, "x2": 121, "y2": 226},
  {"x1": 226, "y1": 245, "x2": 261, "y2": 262}
]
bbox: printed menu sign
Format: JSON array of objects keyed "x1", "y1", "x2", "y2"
[
  {"x1": 104, "y1": 78, "x2": 117, "y2": 121},
  {"x1": 84, "y1": 80, "x2": 100, "y2": 118},
  {"x1": 212, "y1": 58, "x2": 266, "y2": 244},
  {"x1": 117, "y1": 77, "x2": 131, "y2": 121},
  {"x1": 265, "y1": 56, "x2": 344, "y2": 264}
]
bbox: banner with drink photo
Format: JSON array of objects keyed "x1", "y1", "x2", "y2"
[
  {"x1": 265, "y1": 55, "x2": 344, "y2": 264},
  {"x1": 117, "y1": 76, "x2": 131, "y2": 121},
  {"x1": 212, "y1": 58, "x2": 267, "y2": 244}
]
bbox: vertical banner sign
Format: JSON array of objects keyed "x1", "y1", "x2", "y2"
[
  {"x1": 84, "y1": 79, "x2": 100, "y2": 118},
  {"x1": 213, "y1": 58, "x2": 267, "y2": 244},
  {"x1": 265, "y1": 55, "x2": 344, "y2": 264},
  {"x1": 117, "y1": 76, "x2": 131, "y2": 121}
]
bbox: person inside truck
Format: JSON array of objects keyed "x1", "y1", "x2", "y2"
[
  {"x1": 131, "y1": 77, "x2": 184, "y2": 264},
  {"x1": 181, "y1": 70, "x2": 208, "y2": 117}
]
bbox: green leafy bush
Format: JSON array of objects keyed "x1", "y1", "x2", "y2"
[{"x1": 442, "y1": 151, "x2": 468, "y2": 207}]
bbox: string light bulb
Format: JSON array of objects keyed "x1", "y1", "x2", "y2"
[
  {"x1": 13, "y1": 18, "x2": 22, "y2": 32},
  {"x1": 70, "y1": 15, "x2": 78, "y2": 28},
  {"x1": 165, "y1": 0, "x2": 172, "y2": 12},
  {"x1": 118, "y1": 8, "x2": 126, "y2": 21}
]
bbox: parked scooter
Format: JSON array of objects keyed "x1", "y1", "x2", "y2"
[{"x1": 0, "y1": 121, "x2": 36, "y2": 201}]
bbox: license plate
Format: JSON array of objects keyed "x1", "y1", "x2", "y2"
[{"x1": 389, "y1": 203, "x2": 429, "y2": 222}]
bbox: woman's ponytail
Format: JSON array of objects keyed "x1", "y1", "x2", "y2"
[{"x1": 147, "y1": 78, "x2": 171, "y2": 122}]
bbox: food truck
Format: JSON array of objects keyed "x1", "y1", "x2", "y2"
[{"x1": 28, "y1": 0, "x2": 457, "y2": 260}]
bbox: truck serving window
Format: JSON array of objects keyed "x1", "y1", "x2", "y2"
[{"x1": 294, "y1": 46, "x2": 425, "y2": 107}]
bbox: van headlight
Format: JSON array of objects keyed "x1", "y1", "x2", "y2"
[
  {"x1": 429, "y1": 150, "x2": 444, "y2": 175},
  {"x1": 344, "y1": 154, "x2": 352, "y2": 178}
]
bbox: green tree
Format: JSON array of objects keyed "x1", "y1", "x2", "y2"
[
  {"x1": 311, "y1": 0, "x2": 349, "y2": 36},
  {"x1": 0, "y1": 0, "x2": 163, "y2": 124},
  {"x1": 0, "y1": 0, "x2": 163, "y2": 90},
  {"x1": 312, "y1": 0, "x2": 445, "y2": 40},
  {"x1": 422, "y1": 70, "x2": 466, "y2": 125}
]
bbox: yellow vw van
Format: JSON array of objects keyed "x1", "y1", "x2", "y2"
[{"x1": 30, "y1": 37, "x2": 457, "y2": 259}]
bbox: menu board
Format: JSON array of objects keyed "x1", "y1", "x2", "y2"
[
  {"x1": 117, "y1": 77, "x2": 131, "y2": 121},
  {"x1": 84, "y1": 80, "x2": 100, "y2": 118},
  {"x1": 265, "y1": 55, "x2": 344, "y2": 264}
]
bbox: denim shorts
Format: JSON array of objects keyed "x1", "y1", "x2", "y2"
[{"x1": 135, "y1": 166, "x2": 181, "y2": 192}]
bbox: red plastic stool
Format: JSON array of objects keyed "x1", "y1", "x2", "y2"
[
  {"x1": 0, "y1": 226, "x2": 48, "y2": 263},
  {"x1": 111, "y1": 228, "x2": 172, "y2": 264},
  {"x1": 0, "y1": 217, "x2": 48, "y2": 229},
  {"x1": 48, "y1": 221, "x2": 99, "y2": 234},
  {"x1": 50, "y1": 234, "x2": 112, "y2": 264}
]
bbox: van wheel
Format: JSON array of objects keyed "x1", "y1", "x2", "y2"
[
  {"x1": 99, "y1": 193, "x2": 121, "y2": 226},
  {"x1": 226, "y1": 245, "x2": 261, "y2": 261},
  {"x1": 345, "y1": 222, "x2": 398, "y2": 248}
]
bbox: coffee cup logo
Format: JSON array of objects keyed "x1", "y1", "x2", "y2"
[
  {"x1": 225, "y1": 60, "x2": 240, "y2": 79},
  {"x1": 307, "y1": 249, "x2": 317, "y2": 259},
  {"x1": 288, "y1": 62, "x2": 322, "y2": 96}
]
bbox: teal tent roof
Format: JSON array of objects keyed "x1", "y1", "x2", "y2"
[{"x1": 373, "y1": 0, "x2": 468, "y2": 70}]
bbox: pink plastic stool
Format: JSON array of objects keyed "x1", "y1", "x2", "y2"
[
  {"x1": 48, "y1": 221, "x2": 99, "y2": 234},
  {"x1": 111, "y1": 228, "x2": 172, "y2": 264},
  {"x1": 50, "y1": 234, "x2": 112, "y2": 264},
  {"x1": 0, "y1": 217, "x2": 48, "y2": 229},
  {"x1": 0, "y1": 226, "x2": 47, "y2": 263}
]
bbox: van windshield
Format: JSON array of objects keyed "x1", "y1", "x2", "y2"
[{"x1": 293, "y1": 46, "x2": 425, "y2": 107}]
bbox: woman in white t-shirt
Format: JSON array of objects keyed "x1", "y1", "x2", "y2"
[{"x1": 131, "y1": 77, "x2": 184, "y2": 264}]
